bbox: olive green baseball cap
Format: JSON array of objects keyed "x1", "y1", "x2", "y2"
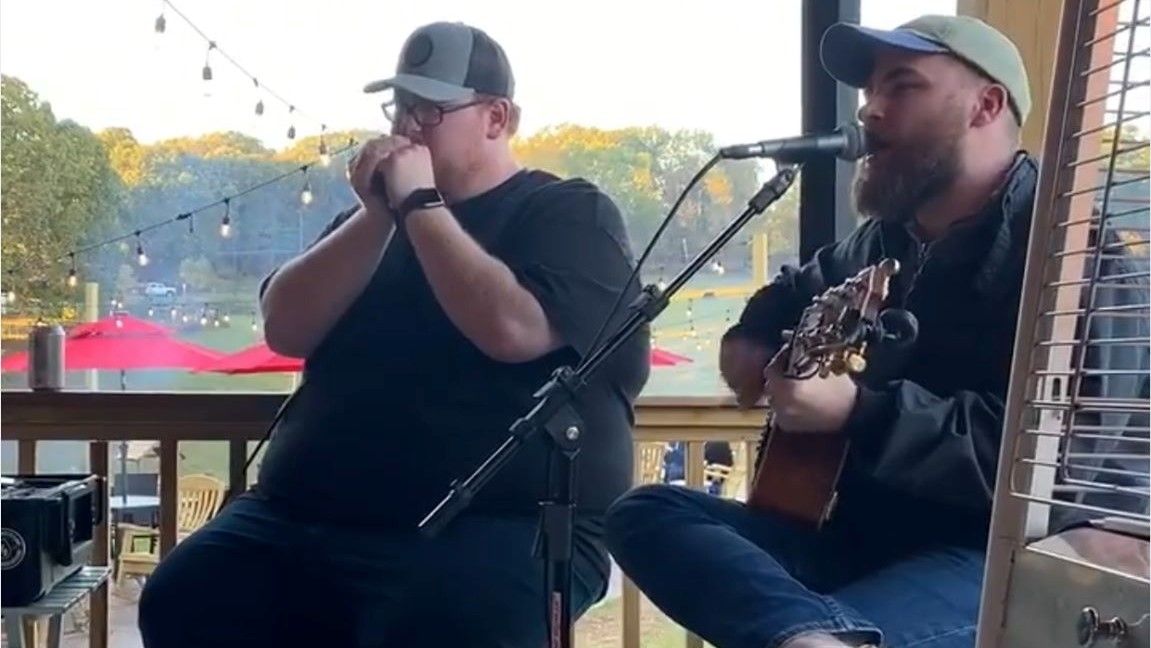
[{"x1": 820, "y1": 15, "x2": 1030, "y2": 125}]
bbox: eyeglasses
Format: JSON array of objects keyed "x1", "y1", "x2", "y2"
[{"x1": 381, "y1": 98, "x2": 487, "y2": 128}]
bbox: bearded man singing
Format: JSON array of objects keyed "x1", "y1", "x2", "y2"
[{"x1": 604, "y1": 15, "x2": 1037, "y2": 648}]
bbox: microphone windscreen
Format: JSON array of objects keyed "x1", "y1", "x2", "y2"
[{"x1": 837, "y1": 122, "x2": 869, "y2": 161}]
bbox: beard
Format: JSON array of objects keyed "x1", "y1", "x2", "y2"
[{"x1": 852, "y1": 115, "x2": 965, "y2": 223}]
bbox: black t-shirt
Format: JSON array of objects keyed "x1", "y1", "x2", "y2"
[{"x1": 256, "y1": 169, "x2": 650, "y2": 537}]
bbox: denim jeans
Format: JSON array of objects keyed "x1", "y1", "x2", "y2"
[
  {"x1": 604, "y1": 485, "x2": 985, "y2": 648},
  {"x1": 138, "y1": 492, "x2": 607, "y2": 647}
]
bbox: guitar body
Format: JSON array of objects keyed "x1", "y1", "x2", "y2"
[
  {"x1": 747, "y1": 427, "x2": 849, "y2": 529},
  {"x1": 743, "y1": 258, "x2": 904, "y2": 530}
]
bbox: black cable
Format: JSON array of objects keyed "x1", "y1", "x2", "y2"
[{"x1": 582, "y1": 153, "x2": 722, "y2": 359}]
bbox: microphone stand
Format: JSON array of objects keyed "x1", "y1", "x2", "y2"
[{"x1": 418, "y1": 164, "x2": 801, "y2": 648}]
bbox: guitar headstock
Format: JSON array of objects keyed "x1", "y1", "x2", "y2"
[{"x1": 780, "y1": 258, "x2": 901, "y2": 379}]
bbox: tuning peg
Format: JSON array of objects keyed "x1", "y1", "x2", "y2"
[{"x1": 845, "y1": 352, "x2": 867, "y2": 374}]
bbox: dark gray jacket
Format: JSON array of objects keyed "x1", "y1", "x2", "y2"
[{"x1": 732, "y1": 153, "x2": 1149, "y2": 547}]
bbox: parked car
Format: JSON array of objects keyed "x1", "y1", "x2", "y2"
[{"x1": 142, "y1": 282, "x2": 178, "y2": 301}]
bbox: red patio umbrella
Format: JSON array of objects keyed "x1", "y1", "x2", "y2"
[
  {"x1": 195, "y1": 341, "x2": 303, "y2": 374},
  {"x1": 1, "y1": 335, "x2": 222, "y2": 372},
  {"x1": 651, "y1": 347, "x2": 693, "y2": 366},
  {"x1": 69, "y1": 313, "x2": 171, "y2": 338},
  {"x1": 1, "y1": 314, "x2": 221, "y2": 373}
]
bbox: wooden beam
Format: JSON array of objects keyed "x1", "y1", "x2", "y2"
[
  {"x1": 958, "y1": 0, "x2": 1066, "y2": 156},
  {"x1": 0, "y1": 391, "x2": 768, "y2": 442}
]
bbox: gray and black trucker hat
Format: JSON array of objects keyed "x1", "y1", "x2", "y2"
[{"x1": 363, "y1": 22, "x2": 515, "y2": 103}]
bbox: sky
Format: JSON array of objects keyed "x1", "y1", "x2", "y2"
[{"x1": 0, "y1": 0, "x2": 958, "y2": 150}]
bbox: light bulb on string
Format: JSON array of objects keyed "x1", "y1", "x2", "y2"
[
  {"x1": 287, "y1": 106, "x2": 297, "y2": 140},
  {"x1": 202, "y1": 42, "x2": 216, "y2": 98},
  {"x1": 147, "y1": 307, "x2": 155, "y2": 317},
  {"x1": 300, "y1": 167, "x2": 313, "y2": 205},
  {"x1": 220, "y1": 199, "x2": 232, "y2": 238},
  {"x1": 222, "y1": 314, "x2": 230, "y2": 324},
  {"x1": 135, "y1": 232, "x2": 149, "y2": 266},
  {"x1": 253, "y1": 78, "x2": 264, "y2": 116},
  {"x1": 170, "y1": 307, "x2": 178, "y2": 320},
  {"x1": 318, "y1": 125, "x2": 331, "y2": 166},
  {"x1": 67, "y1": 253, "x2": 78, "y2": 288},
  {"x1": 152, "y1": 11, "x2": 166, "y2": 53}
]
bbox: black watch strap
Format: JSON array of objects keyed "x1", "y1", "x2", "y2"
[{"x1": 395, "y1": 188, "x2": 445, "y2": 228}]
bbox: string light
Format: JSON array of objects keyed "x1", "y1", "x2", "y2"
[
  {"x1": 287, "y1": 106, "x2": 297, "y2": 140},
  {"x1": 67, "y1": 253, "x2": 78, "y2": 288},
  {"x1": 253, "y1": 78, "x2": 264, "y2": 116},
  {"x1": 4, "y1": 269, "x2": 15, "y2": 304},
  {"x1": 154, "y1": 0, "x2": 327, "y2": 136},
  {"x1": 220, "y1": 199, "x2": 232, "y2": 238},
  {"x1": 47, "y1": 141, "x2": 357, "y2": 285},
  {"x1": 318, "y1": 125, "x2": 331, "y2": 167},
  {"x1": 135, "y1": 232, "x2": 149, "y2": 266},
  {"x1": 300, "y1": 167, "x2": 313, "y2": 205},
  {"x1": 202, "y1": 42, "x2": 216, "y2": 82}
]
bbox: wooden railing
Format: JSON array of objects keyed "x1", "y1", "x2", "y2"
[{"x1": 1, "y1": 390, "x2": 766, "y2": 648}]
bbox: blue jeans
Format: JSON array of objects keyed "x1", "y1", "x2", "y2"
[
  {"x1": 604, "y1": 485, "x2": 984, "y2": 648},
  {"x1": 139, "y1": 492, "x2": 607, "y2": 647}
]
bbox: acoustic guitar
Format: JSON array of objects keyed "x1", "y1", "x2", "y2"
[{"x1": 746, "y1": 258, "x2": 903, "y2": 529}]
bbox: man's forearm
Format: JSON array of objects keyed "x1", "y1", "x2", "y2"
[
  {"x1": 261, "y1": 206, "x2": 395, "y2": 357},
  {"x1": 404, "y1": 206, "x2": 559, "y2": 362}
]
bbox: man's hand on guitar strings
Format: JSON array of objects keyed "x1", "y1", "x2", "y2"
[
  {"x1": 719, "y1": 333, "x2": 776, "y2": 409},
  {"x1": 762, "y1": 358, "x2": 859, "y2": 433}
]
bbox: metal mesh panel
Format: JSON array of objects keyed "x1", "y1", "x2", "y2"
[
  {"x1": 978, "y1": 2, "x2": 1149, "y2": 645},
  {"x1": 1017, "y1": 0, "x2": 1149, "y2": 536}
]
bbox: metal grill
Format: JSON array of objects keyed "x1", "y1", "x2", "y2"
[
  {"x1": 1013, "y1": 0, "x2": 1149, "y2": 543},
  {"x1": 978, "y1": 1, "x2": 1149, "y2": 646}
]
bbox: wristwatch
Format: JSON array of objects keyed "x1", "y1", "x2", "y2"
[{"x1": 395, "y1": 188, "x2": 445, "y2": 229}]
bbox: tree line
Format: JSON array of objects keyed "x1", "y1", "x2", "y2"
[{"x1": 2, "y1": 74, "x2": 808, "y2": 317}]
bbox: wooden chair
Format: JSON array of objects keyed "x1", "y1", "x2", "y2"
[
  {"x1": 704, "y1": 441, "x2": 751, "y2": 500},
  {"x1": 115, "y1": 474, "x2": 226, "y2": 588},
  {"x1": 635, "y1": 443, "x2": 666, "y2": 485}
]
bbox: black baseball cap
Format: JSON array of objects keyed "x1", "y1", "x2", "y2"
[{"x1": 363, "y1": 22, "x2": 515, "y2": 103}]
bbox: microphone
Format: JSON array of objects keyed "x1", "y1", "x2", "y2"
[{"x1": 719, "y1": 122, "x2": 868, "y2": 162}]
